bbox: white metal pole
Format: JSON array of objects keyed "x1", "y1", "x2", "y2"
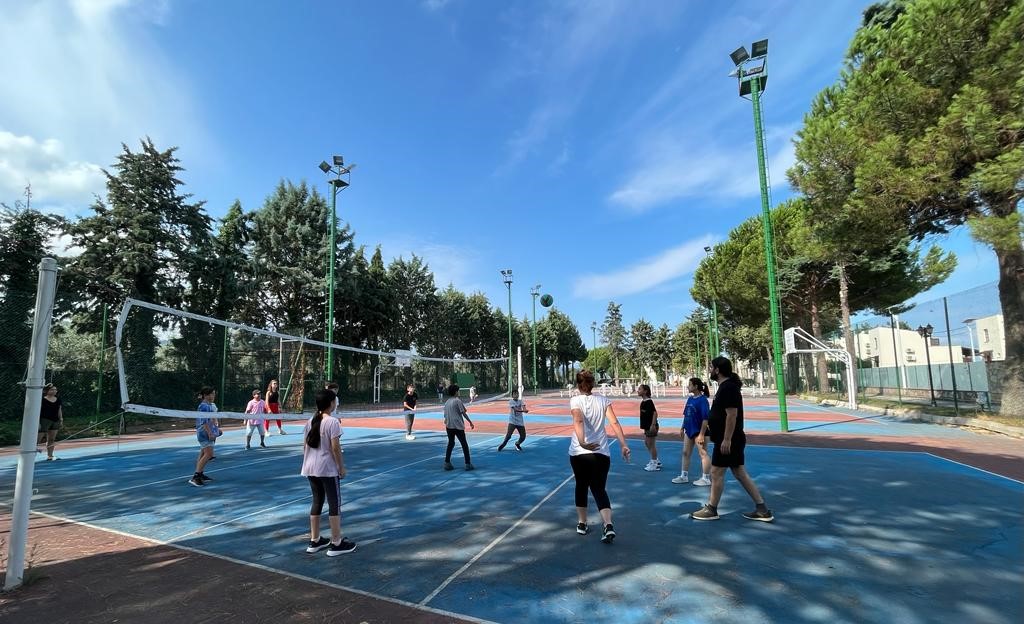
[
  {"x1": 893, "y1": 315, "x2": 909, "y2": 388},
  {"x1": 517, "y1": 346, "x2": 524, "y2": 398},
  {"x1": 967, "y1": 324, "x2": 977, "y2": 363},
  {"x1": 5, "y1": 257, "x2": 58, "y2": 590},
  {"x1": 846, "y1": 353, "x2": 858, "y2": 410}
]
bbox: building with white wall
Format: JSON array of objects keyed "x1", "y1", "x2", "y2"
[{"x1": 966, "y1": 314, "x2": 1005, "y2": 362}]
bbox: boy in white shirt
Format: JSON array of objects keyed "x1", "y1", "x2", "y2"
[{"x1": 497, "y1": 390, "x2": 528, "y2": 452}]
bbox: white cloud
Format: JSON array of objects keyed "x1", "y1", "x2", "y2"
[
  {"x1": 607, "y1": 127, "x2": 797, "y2": 212},
  {"x1": 0, "y1": 1, "x2": 209, "y2": 179},
  {"x1": 381, "y1": 240, "x2": 482, "y2": 294},
  {"x1": 0, "y1": 130, "x2": 105, "y2": 207},
  {"x1": 572, "y1": 236, "x2": 715, "y2": 300}
]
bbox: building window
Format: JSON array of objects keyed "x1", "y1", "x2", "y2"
[{"x1": 983, "y1": 329, "x2": 990, "y2": 343}]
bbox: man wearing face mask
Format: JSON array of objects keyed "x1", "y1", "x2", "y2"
[{"x1": 690, "y1": 356, "x2": 774, "y2": 522}]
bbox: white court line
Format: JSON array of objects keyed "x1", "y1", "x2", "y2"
[
  {"x1": 23, "y1": 509, "x2": 498, "y2": 624},
  {"x1": 787, "y1": 398, "x2": 890, "y2": 425},
  {"x1": 924, "y1": 452, "x2": 1024, "y2": 485},
  {"x1": 164, "y1": 431, "x2": 511, "y2": 542},
  {"x1": 419, "y1": 429, "x2": 613, "y2": 607},
  {"x1": 419, "y1": 471, "x2": 575, "y2": 606}
]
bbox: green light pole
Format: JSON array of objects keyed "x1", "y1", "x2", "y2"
[
  {"x1": 530, "y1": 284, "x2": 540, "y2": 395},
  {"x1": 704, "y1": 246, "x2": 720, "y2": 356},
  {"x1": 318, "y1": 156, "x2": 355, "y2": 381},
  {"x1": 695, "y1": 322, "x2": 701, "y2": 376},
  {"x1": 730, "y1": 39, "x2": 789, "y2": 432},
  {"x1": 501, "y1": 269, "x2": 514, "y2": 392}
]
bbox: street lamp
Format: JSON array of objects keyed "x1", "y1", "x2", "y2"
[
  {"x1": 318, "y1": 156, "x2": 356, "y2": 381},
  {"x1": 916, "y1": 324, "x2": 937, "y2": 406},
  {"x1": 730, "y1": 38, "x2": 788, "y2": 432},
  {"x1": 531, "y1": 284, "x2": 541, "y2": 395},
  {"x1": 704, "y1": 246, "x2": 720, "y2": 356},
  {"x1": 501, "y1": 269, "x2": 514, "y2": 392}
]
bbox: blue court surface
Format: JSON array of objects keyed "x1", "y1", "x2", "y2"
[{"x1": 3, "y1": 423, "x2": 1022, "y2": 624}]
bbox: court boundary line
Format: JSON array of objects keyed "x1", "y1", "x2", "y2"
[
  {"x1": 923, "y1": 452, "x2": 1024, "y2": 485},
  {"x1": 20, "y1": 508, "x2": 499, "y2": 624},
  {"x1": 785, "y1": 397, "x2": 890, "y2": 425},
  {"x1": 419, "y1": 426, "x2": 603, "y2": 606}
]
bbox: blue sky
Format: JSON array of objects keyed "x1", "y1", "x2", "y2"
[{"x1": 0, "y1": 0, "x2": 997, "y2": 341}]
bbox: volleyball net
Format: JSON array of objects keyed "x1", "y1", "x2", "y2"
[{"x1": 114, "y1": 298, "x2": 510, "y2": 422}]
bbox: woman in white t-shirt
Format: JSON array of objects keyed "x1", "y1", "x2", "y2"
[
  {"x1": 301, "y1": 389, "x2": 355, "y2": 556},
  {"x1": 569, "y1": 369, "x2": 631, "y2": 544}
]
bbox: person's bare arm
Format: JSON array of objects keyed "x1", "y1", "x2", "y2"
[
  {"x1": 721, "y1": 407, "x2": 738, "y2": 453},
  {"x1": 605, "y1": 405, "x2": 631, "y2": 462},
  {"x1": 331, "y1": 435, "x2": 346, "y2": 479}
]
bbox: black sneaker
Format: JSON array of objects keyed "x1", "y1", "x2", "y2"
[
  {"x1": 465, "y1": 463, "x2": 475, "y2": 471},
  {"x1": 306, "y1": 536, "x2": 330, "y2": 553},
  {"x1": 601, "y1": 524, "x2": 616, "y2": 544},
  {"x1": 514, "y1": 443, "x2": 523, "y2": 452},
  {"x1": 444, "y1": 461, "x2": 454, "y2": 471},
  {"x1": 690, "y1": 504, "x2": 720, "y2": 521},
  {"x1": 326, "y1": 538, "x2": 357, "y2": 556},
  {"x1": 576, "y1": 522, "x2": 589, "y2": 535},
  {"x1": 188, "y1": 476, "x2": 204, "y2": 487},
  {"x1": 199, "y1": 473, "x2": 213, "y2": 482},
  {"x1": 497, "y1": 444, "x2": 505, "y2": 452},
  {"x1": 742, "y1": 508, "x2": 775, "y2": 522}
]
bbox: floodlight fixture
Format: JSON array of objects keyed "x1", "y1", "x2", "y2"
[
  {"x1": 751, "y1": 39, "x2": 768, "y2": 58},
  {"x1": 333, "y1": 155, "x2": 345, "y2": 166},
  {"x1": 319, "y1": 161, "x2": 331, "y2": 173},
  {"x1": 501, "y1": 269, "x2": 513, "y2": 285},
  {"x1": 704, "y1": 246, "x2": 712, "y2": 253},
  {"x1": 730, "y1": 46, "x2": 749, "y2": 66},
  {"x1": 329, "y1": 179, "x2": 349, "y2": 189}
]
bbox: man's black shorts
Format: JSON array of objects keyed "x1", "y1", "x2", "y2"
[{"x1": 711, "y1": 436, "x2": 746, "y2": 467}]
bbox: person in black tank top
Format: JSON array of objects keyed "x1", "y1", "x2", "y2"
[
  {"x1": 265, "y1": 379, "x2": 285, "y2": 435},
  {"x1": 38, "y1": 383, "x2": 63, "y2": 460}
]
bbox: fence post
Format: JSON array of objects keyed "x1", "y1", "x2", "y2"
[
  {"x1": 943, "y1": 297, "x2": 960, "y2": 416},
  {"x1": 5, "y1": 257, "x2": 58, "y2": 591},
  {"x1": 96, "y1": 303, "x2": 108, "y2": 416},
  {"x1": 888, "y1": 313, "x2": 903, "y2": 407}
]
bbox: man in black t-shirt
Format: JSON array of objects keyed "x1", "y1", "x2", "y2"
[{"x1": 690, "y1": 356, "x2": 774, "y2": 522}]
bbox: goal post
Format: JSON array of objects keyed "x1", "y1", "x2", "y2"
[{"x1": 784, "y1": 326, "x2": 858, "y2": 410}]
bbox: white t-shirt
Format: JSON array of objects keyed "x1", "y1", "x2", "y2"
[
  {"x1": 568, "y1": 394, "x2": 611, "y2": 457},
  {"x1": 508, "y1": 399, "x2": 525, "y2": 426}
]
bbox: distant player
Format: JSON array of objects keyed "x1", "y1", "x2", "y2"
[
  {"x1": 189, "y1": 386, "x2": 220, "y2": 487},
  {"x1": 265, "y1": 378, "x2": 285, "y2": 435},
  {"x1": 673, "y1": 378, "x2": 712, "y2": 485},
  {"x1": 497, "y1": 389, "x2": 528, "y2": 451},
  {"x1": 244, "y1": 389, "x2": 268, "y2": 450},
  {"x1": 469, "y1": 386, "x2": 478, "y2": 403},
  {"x1": 638, "y1": 384, "x2": 661, "y2": 471},
  {"x1": 442, "y1": 383, "x2": 475, "y2": 471},
  {"x1": 403, "y1": 384, "x2": 418, "y2": 440}
]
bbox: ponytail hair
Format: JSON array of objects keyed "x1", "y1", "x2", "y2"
[
  {"x1": 576, "y1": 369, "x2": 595, "y2": 394},
  {"x1": 305, "y1": 389, "x2": 337, "y2": 449},
  {"x1": 689, "y1": 377, "x2": 710, "y2": 397},
  {"x1": 710, "y1": 356, "x2": 742, "y2": 386}
]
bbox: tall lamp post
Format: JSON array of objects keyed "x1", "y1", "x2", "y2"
[
  {"x1": 916, "y1": 324, "x2": 937, "y2": 406},
  {"x1": 730, "y1": 38, "x2": 788, "y2": 432},
  {"x1": 962, "y1": 318, "x2": 977, "y2": 363},
  {"x1": 704, "y1": 246, "x2": 720, "y2": 356},
  {"x1": 318, "y1": 156, "x2": 356, "y2": 381},
  {"x1": 530, "y1": 284, "x2": 541, "y2": 395},
  {"x1": 501, "y1": 270, "x2": 514, "y2": 392}
]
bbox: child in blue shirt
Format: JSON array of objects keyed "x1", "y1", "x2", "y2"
[
  {"x1": 672, "y1": 378, "x2": 712, "y2": 485},
  {"x1": 189, "y1": 386, "x2": 221, "y2": 487}
]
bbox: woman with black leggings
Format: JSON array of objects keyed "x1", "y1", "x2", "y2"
[
  {"x1": 300, "y1": 389, "x2": 356, "y2": 556},
  {"x1": 569, "y1": 370, "x2": 631, "y2": 544}
]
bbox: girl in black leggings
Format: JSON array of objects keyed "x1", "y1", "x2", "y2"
[
  {"x1": 442, "y1": 383, "x2": 475, "y2": 471},
  {"x1": 568, "y1": 370, "x2": 631, "y2": 544},
  {"x1": 301, "y1": 390, "x2": 356, "y2": 556}
]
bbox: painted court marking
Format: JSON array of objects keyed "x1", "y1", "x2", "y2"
[{"x1": 24, "y1": 509, "x2": 498, "y2": 624}]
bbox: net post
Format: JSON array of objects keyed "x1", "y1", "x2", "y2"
[
  {"x1": 96, "y1": 303, "x2": 108, "y2": 416},
  {"x1": 517, "y1": 346, "x2": 524, "y2": 398},
  {"x1": 5, "y1": 257, "x2": 58, "y2": 591}
]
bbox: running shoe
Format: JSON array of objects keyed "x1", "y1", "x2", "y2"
[
  {"x1": 601, "y1": 524, "x2": 616, "y2": 544},
  {"x1": 643, "y1": 461, "x2": 660, "y2": 472},
  {"x1": 188, "y1": 476, "x2": 204, "y2": 487},
  {"x1": 444, "y1": 461, "x2": 454, "y2": 471},
  {"x1": 199, "y1": 473, "x2": 213, "y2": 482},
  {"x1": 245, "y1": 444, "x2": 251, "y2": 450},
  {"x1": 742, "y1": 508, "x2": 775, "y2": 522},
  {"x1": 306, "y1": 536, "x2": 330, "y2": 553},
  {"x1": 327, "y1": 538, "x2": 357, "y2": 556},
  {"x1": 693, "y1": 476, "x2": 712, "y2": 487},
  {"x1": 465, "y1": 463, "x2": 475, "y2": 471},
  {"x1": 514, "y1": 443, "x2": 523, "y2": 452},
  {"x1": 576, "y1": 522, "x2": 590, "y2": 535},
  {"x1": 690, "y1": 505, "x2": 720, "y2": 521},
  {"x1": 671, "y1": 474, "x2": 689, "y2": 484},
  {"x1": 260, "y1": 441, "x2": 267, "y2": 448},
  {"x1": 405, "y1": 434, "x2": 416, "y2": 441}
]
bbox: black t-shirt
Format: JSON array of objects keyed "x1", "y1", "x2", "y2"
[
  {"x1": 267, "y1": 391, "x2": 279, "y2": 404},
  {"x1": 639, "y1": 398, "x2": 656, "y2": 430},
  {"x1": 708, "y1": 377, "x2": 744, "y2": 443},
  {"x1": 40, "y1": 397, "x2": 62, "y2": 421},
  {"x1": 404, "y1": 392, "x2": 418, "y2": 409}
]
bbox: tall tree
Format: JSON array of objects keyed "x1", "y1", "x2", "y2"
[
  {"x1": 600, "y1": 301, "x2": 626, "y2": 380},
  {"x1": 64, "y1": 139, "x2": 211, "y2": 377},
  {"x1": 386, "y1": 255, "x2": 438, "y2": 350},
  {"x1": 650, "y1": 323, "x2": 673, "y2": 384},
  {"x1": 628, "y1": 318, "x2": 656, "y2": 375}
]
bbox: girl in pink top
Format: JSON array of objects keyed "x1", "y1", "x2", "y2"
[
  {"x1": 301, "y1": 389, "x2": 355, "y2": 556},
  {"x1": 244, "y1": 389, "x2": 268, "y2": 449}
]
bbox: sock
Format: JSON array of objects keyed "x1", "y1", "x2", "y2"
[
  {"x1": 682, "y1": 471, "x2": 688, "y2": 478},
  {"x1": 707, "y1": 504, "x2": 717, "y2": 512},
  {"x1": 701, "y1": 473, "x2": 709, "y2": 480}
]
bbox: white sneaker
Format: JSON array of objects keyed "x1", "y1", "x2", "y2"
[
  {"x1": 693, "y1": 476, "x2": 712, "y2": 486},
  {"x1": 405, "y1": 434, "x2": 415, "y2": 441},
  {"x1": 643, "y1": 461, "x2": 659, "y2": 472},
  {"x1": 671, "y1": 474, "x2": 689, "y2": 484}
]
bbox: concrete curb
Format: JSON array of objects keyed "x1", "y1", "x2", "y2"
[{"x1": 801, "y1": 396, "x2": 1024, "y2": 440}]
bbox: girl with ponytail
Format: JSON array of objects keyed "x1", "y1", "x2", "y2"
[
  {"x1": 672, "y1": 377, "x2": 712, "y2": 486},
  {"x1": 300, "y1": 389, "x2": 356, "y2": 556}
]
